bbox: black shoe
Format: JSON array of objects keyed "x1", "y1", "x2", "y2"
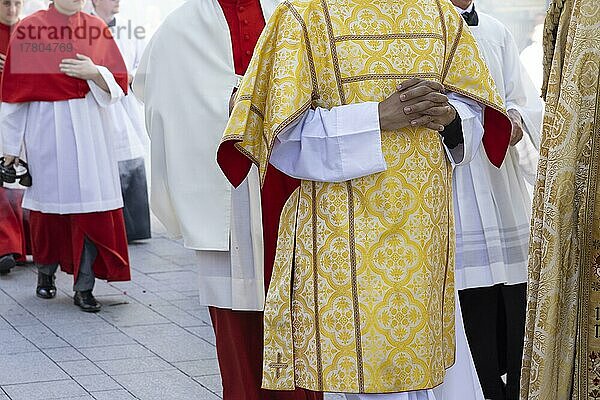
[
  {"x1": 74, "y1": 290, "x2": 101, "y2": 312},
  {"x1": 0, "y1": 254, "x2": 16, "y2": 275},
  {"x1": 36, "y1": 273, "x2": 57, "y2": 299}
]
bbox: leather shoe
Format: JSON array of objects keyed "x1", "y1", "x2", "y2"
[
  {"x1": 74, "y1": 290, "x2": 101, "y2": 312},
  {"x1": 0, "y1": 254, "x2": 16, "y2": 275},
  {"x1": 36, "y1": 273, "x2": 56, "y2": 299}
]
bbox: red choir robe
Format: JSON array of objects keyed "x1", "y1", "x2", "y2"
[
  {"x1": 0, "y1": 20, "x2": 28, "y2": 262},
  {"x1": 1, "y1": 5, "x2": 130, "y2": 282},
  {"x1": 0, "y1": 184, "x2": 27, "y2": 261},
  {"x1": 211, "y1": 1, "x2": 319, "y2": 399}
]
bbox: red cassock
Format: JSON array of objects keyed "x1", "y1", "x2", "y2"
[
  {"x1": 0, "y1": 187, "x2": 27, "y2": 261},
  {"x1": 211, "y1": 1, "x2": 321, "y2": 399},
  {"x1": 29, "y1": 210, "x2": 130, "y2": 282},
  {"x1": 1, "y1": 6, "x2": 130, "y2": 282},
  {"x1": 0, "y1": 21, "x2": 29, "y2": 262}
]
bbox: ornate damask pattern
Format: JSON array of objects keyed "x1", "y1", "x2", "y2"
[
  {"x1": 519, "y1": 0, "x2": 600, "y2": 399},
  {"x1": 261, "y1": 188, "x2": 300, "y2": 390},
  {"x1": 222, "y1": 0, "x2": 506, "y2": 394}
]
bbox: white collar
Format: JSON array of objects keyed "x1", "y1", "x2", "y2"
[{"x1": 454, "y1": 2, "x2": 474, "y2": 14}]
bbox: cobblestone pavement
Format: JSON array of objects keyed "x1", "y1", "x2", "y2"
[{"x1": 0, "y1": 222, "x2": 344, "y2": 400}]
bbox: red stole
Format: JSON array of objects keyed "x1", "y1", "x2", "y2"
[{"x1": 1, "y1": 5, "x2": 127, "y2": 103}]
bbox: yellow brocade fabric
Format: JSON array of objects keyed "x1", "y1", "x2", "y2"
[
  {"x1": 520, "y1": 0, "x2": 600, "y2": 398},
  {"x1": 222, "y1": 0, "x2": 506, "y2": 393}
]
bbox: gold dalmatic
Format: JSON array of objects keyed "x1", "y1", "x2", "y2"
[
  {"x1": 221, "y1": 0, "x2": 507, "y2": 393},
  {"x1": 520, "y1": 0, "x2": 600, "y2": 398}
]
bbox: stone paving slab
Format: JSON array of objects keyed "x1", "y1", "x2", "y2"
[
  {"x1": 90, "y1": 389, "x2": 137, "y2": 400},
  {"x1": 72, "y1": 375, "x2": 122, "y2": 393},
  {"x1": 0, "y1": 353, "x2": 69, "y2": 385},
  {"x1": 78, "y1": 344, "x2": 154, "y2": 362},
  {"x1": 95, "y1": 356, "x2": 176, "y2": 376},
  {"x1": 2, "y1": 379, "x2": 88, "y2": 400},
  {"x1": 114, "y1": 370, "x2": 221, "y2": 400},
  {"x1": 0, "y1": 222, "x2": 344, "y2": 399},
  {"x1": 42, "y1": 346, "x2": 88, "y2": 362}
]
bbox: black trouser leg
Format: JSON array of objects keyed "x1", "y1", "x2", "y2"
[
  {"x1": 73, "y1": 238, "x2": 97, "y2": 292},
  {"x1": 501, "y1": 283, "x2": 527, "y2": 400},
  {"x1": 459, "y1": 285, "x2": 506, "y2": 400},
  {"x1": 118, "y1": 158, "x2": 151, "y2": 242},
  {"x1": 38, "y1": 263, "x2": 58, "y2": 276}
]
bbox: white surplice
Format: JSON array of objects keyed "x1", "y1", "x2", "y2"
[
  {"x1": 0, "y1": 67, "x2": 125, "y2": 214},
  {"x1": 107, "y1": 15, "x2": 149, "y2": 163},
  {"x1": 452, "y1": 10, "x2": 544, "y2": 290},
  {"x1": 133, "y1": 0, "x2": 278, "y2": 310},
  {"x1": 271, "y1": 95, "x2": 485, "y2": 400}
]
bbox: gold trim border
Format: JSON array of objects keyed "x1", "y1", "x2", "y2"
[
  {"x1": 341, "y1": 73, "x2": 442, "y2": 84},
  {"x1": 578, "y1": 69, "x2": 600, "y2": 397},
  {"x1": 321, "y1": 0, "x2": 347, "y2": 105},
  {"x1": 311, "y1": 182, "x2": 324, "y2": 391},
  {"x1": 285, "y1": 1, "x2": 320, "y2": 99},
  {"x1": 346, "y1": 181, "x2": 365, "y2": 392},
  {"x1": 441, "y1": 17, "x2": 463, "y2": 83},
  {"x1": 334, "y1": 33, "x2": 444, "y2": 42}
]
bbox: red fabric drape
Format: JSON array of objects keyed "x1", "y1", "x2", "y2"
[{"x1": 29, "y1": 209, "x2": 130, "y2": 282}]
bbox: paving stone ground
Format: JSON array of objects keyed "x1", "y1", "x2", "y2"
[{"x1": 0, "y1": 220, "x2": 344, "y2": 400}]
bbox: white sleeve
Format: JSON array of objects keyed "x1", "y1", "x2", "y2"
[
  {"x1": 502, "y1": 29, "x2": 544, "y2": 149},
  {"x1": 88, "y1": 65, "x2": 125, "y2": 107},
  {"x1": 447, "y1": 92, "x2": 484, "y2": 166},
  {"x1": 132, "y1": 37, "x2": 153, "y2": 104},
  {"x1": 130, "y1": 37, "x2": 147, "y2": 79},
  {"x1": 270, "y1": 101, "x2": 387, "y2": 182},
  {"x1": 0, "y1": 102, "x2": 29, "y2": 157}
]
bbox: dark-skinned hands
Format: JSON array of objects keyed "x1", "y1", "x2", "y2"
[{"x1": 378, "y1": 78, "x2": 457, "y2": 132}]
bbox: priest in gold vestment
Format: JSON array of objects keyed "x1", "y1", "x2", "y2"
[
  {"x1": 218, "y1": 0, "x2": 511, "y2": 396},
  {"x1": 520, "y1": 0, "x2": 600, "y2": 398}
]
